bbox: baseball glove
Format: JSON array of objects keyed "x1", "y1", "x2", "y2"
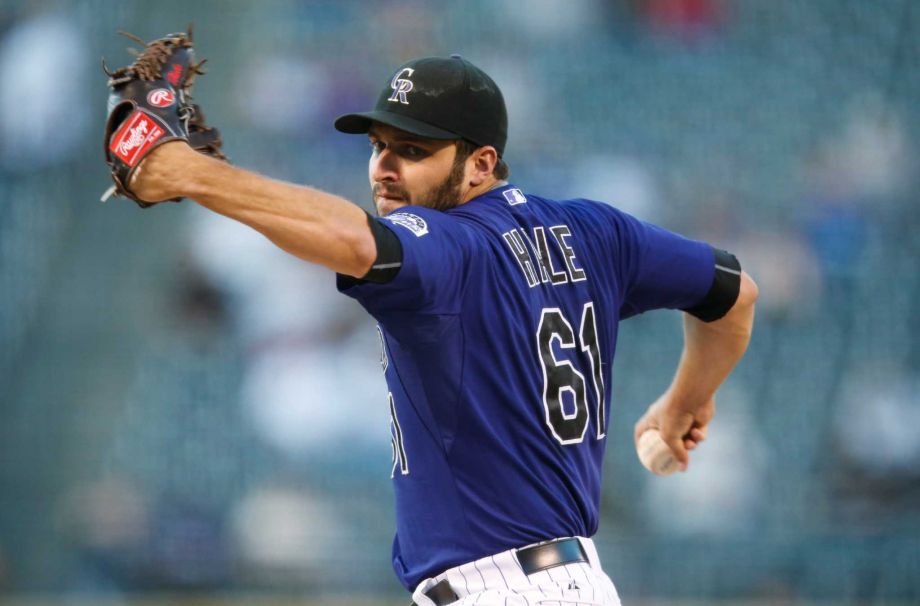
[{"x1": 102, "y1": 26, "x2": 225, "y2": 208}]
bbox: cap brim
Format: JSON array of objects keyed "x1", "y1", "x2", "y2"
[{"x1": 334, "y1": 110, "x2": 460, "y2": 140}]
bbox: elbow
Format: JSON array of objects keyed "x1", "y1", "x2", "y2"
[
  {"x1": 346, "y1": 224, "x2": 378, "y2": 278},
  {"x1": 738, "y1": 270, "x2": 759, "y2": 309},
  {"x1": 700, "y1": 270, "x2": 757, "y2": 335},
  {"x1": 727, "y1": 270, "x2": 757, "y2": 338}
]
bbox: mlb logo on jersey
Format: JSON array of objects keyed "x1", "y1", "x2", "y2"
[{"x1": 503, "y1": 188, "x2": 527, "y2": 205}]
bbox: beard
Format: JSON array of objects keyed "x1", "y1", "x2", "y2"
[
  {"x1": 372, "y1": 154, "x2": 466, "y2": 215},
  {"x1": 424, "y1": 156, "x2": 467, "y2": 212}
]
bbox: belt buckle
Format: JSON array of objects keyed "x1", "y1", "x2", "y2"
[{"x1": 516, "y1": 537, "x2": 588, "y2": 575}]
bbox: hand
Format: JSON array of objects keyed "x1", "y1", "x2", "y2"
[
  {"x1": 634, "y1": 392, "x2": 714, "y2": 471},
  {"x1": 128, "y1": 140, "x2": 194, "y2": 204}
]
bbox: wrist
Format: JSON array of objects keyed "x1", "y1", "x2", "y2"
[
  {"x1": 129, "y1": 140, "x2": 198, "y2": 202},
  {"x1": 659, "y1": 385, "x2": 716, "y2": 427},
  {"x1": 661, "y1": 381, "x2": 713, "y2": 415}
]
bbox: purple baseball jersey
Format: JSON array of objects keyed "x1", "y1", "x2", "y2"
[{"x1": 338, "y1": 184, "x2": 715, "y2": 589}]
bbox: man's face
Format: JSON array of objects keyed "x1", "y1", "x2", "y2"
[{"x1": 368, "y1": 123, "x2": 466, "y2": 216}]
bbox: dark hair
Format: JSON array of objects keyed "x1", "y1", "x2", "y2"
[{"x1": 455, "y1": 139, "x2": 510, "y2": 180}]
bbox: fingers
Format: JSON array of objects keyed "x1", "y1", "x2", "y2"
[
  {"x1": 661, "y1": 433, "x2": 689, "y2": 471},
  {"x1": 635, "y1": 397, "x2": 713, "y2": 472},
  {"x1": 681, "y1": 425, "x2": 708, "y2": 452},
  {"x1": 662, "y1": 422, "x2": 709, "y2": 470}
]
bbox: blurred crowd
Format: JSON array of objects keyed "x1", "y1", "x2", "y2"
[{"x1": 1, "y1": 0, "x2": 918, "y2": 602}]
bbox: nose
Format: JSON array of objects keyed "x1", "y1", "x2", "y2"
[{"x1": 370, "y1": 146, "x2": 399, "y2": 184}]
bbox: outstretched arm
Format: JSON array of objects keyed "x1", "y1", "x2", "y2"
[
  {"x1": 634, "y1": 270, "x2": 758, "y2": 470},
  {"x1": 130, "y1": 141, "x2": 377, "y2": 278}
]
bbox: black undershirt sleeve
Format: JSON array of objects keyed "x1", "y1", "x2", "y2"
[
  {"x1": 681, "y1": 247, "x2": 742, "y2": 322},
  {"x1": 337, "y1": 212, "x2": 404, "y2": 288}
]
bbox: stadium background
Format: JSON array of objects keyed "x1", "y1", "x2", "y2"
[{"x1": 1, "y1": 0, "x2": 918, "y2": 604}]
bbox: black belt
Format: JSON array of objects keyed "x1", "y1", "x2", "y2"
[
  {"x1": 517, "y1": 536, "x2": 588, "y2": 574},
  {"x1": 417, "y1": 579, "x2": 460, "y2": 606},
  {"x1": 414, "y1": 538, "x2": 588, "y2": 605}
]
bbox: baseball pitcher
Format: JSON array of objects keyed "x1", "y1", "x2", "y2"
[{"x1": 103, "y1": 34, "x2": 756, "y2": 606}]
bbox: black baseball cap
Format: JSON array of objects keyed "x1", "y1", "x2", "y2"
[{"x1": 334, "y1": 55, "x2": 508, "y2": 157}]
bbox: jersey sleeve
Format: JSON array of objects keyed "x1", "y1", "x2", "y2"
[
  {"x1": 597, "y1": 205, "x2": 738, "y2": 320},
  {"x1": 336, "y1": 207, "x2": 475, "y2": 317}
]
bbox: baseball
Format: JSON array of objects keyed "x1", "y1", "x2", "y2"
[{"x1": 637, "y1": 429, "x2": 679, "y2": 476}]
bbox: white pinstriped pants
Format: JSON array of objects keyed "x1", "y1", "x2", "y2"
[{"x1": 411, "y1": 537, "x2": 622, "y2": 606}]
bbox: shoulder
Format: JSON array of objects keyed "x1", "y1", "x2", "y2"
[
  {"x1": 534, "y1": 196, "x2": 636, "y2": 240},
  {"x1": 560, "y1": 197, "x2": 627, "y2": 218},
  {"x1": 380, "y1": 208, "x2": 439, "y2": 238},
  {"x1": 380, "y1": 205, "x2": 483, "y2": 240},
  {"x1": 380, "y1": 206, "x2": 486, "y2": 254},
  {"x1": 509, "y1": 193, "x2": 622, "y2": 221}
]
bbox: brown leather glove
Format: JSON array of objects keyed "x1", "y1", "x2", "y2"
[{"x1": 102, "y1": 26, "x2": 225, "y2": 208}]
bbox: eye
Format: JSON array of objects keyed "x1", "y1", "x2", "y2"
[
  {"x1": 402, "y1": 144, "x2": 426, "y2": 158},
  {"x1": 370, "y1": 140, "x2": 385, "y2": 155}
]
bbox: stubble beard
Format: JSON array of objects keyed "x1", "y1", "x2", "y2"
[{"x1": 424, "y1": 157, "x2": 466, "y2": 212}]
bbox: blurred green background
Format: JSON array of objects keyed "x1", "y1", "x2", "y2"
[{"x1": 1, "y1": 0, "x2": 918, "y2": 604}]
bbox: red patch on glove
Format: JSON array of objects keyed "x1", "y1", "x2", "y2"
[
  {"x1": 166, "y1": 63, "x2": 183, "y2": 86},
  {"x1": 109, "y1": 110, "x2": 165, "y2": 167}
]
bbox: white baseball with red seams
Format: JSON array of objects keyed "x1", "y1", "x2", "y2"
[{"x1": 637, "y1": 429, "x2": 679, "y2": 476}]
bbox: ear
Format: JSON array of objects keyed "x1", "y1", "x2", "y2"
[{"x1": 467, "y1": 146, "x2": 499, "y2": 186}]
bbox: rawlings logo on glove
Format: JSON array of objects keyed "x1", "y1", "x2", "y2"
[
  {"x1": 146, "y1": 89, "x2": 176, "y2": 107},
  {"x1": 102, "y1": 25, "x2": 225, "y2": 208},
  {"x1": 109, "y1": 111, "x2": 164, "y2": 164}
]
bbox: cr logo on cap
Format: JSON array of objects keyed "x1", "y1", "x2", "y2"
[{"x1": 388, "y1": 68, "x2": 415, "y2": 105}]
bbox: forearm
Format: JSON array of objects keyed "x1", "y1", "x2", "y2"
[
  {"x1": 666, "y1": 271, "x2": 758, "y2": 411},
  {"x1": 135, "y1": 142, "x2": 376, "y2": 276}
]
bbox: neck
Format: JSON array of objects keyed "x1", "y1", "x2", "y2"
[{"x1": 460, "y1": 177, "x2": 505, "y2": 204}]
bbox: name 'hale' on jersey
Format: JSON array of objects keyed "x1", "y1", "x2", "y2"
[{"x1": 502, "y1": 223, "x2": 587, "y2": 287}]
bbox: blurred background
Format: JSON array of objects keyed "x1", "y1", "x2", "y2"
[{"x1": 1, "y1": 0, "x2": 918, "y2": 604}]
